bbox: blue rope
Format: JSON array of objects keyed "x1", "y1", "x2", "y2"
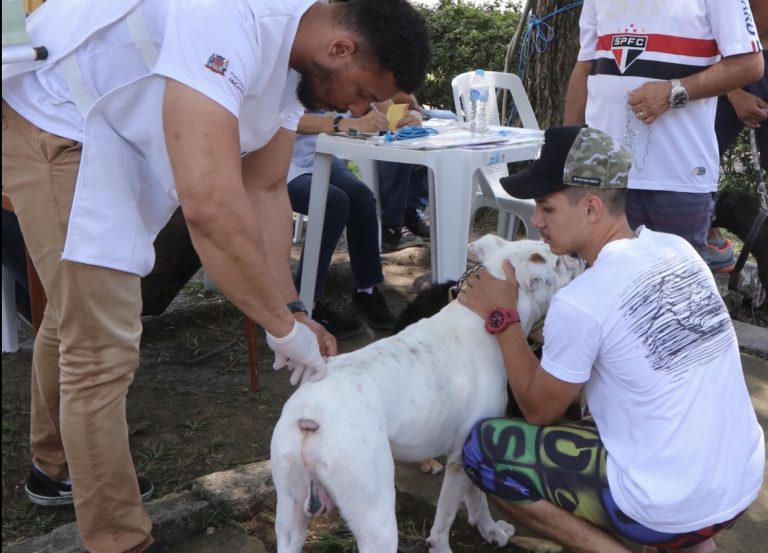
[
  {"x1": 383, "y1": 125, "x2": 438, "y2": 142},
  {"x1": 508, "y1": 1, "x2": 583, "y2": 126}
]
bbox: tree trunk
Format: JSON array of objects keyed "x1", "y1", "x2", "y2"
[{"x1": 519, "y1": 0, "x2": 583, "y2": 129}]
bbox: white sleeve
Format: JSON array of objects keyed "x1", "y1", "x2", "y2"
[
  {"x1": 280, "y1": 101, "x2": 304, "y2": 132},
  {"x1": 706, "y1": 0, "x2": 762, "y2": 57},
  {"x1": 153, "y1": 1, "x2": 257, "y2": 119},
  {"x1": 540, "y1": 296, "x2": 600, "y2": 384},
  {"x1": 577, "y1": 0, "x2": 598, "y2": 62}
]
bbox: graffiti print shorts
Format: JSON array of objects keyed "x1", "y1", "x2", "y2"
[{"x1": 462, "y1": 418, "x2": 741, "y2": 549}]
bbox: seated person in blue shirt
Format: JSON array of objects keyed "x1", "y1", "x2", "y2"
[{"x1": 287, "y1": 107, "x2": 422, "y2": 337}]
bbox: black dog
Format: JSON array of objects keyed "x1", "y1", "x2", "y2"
[
  {"x1": 392, "y1": 281, "x2": 456, "y2": 333},
  {"x1": 141, "y1": 207, "x2": 201, "y2": 316},
  {"x1": 712, "y1": 191, "x2": 768, "y2": 292}
]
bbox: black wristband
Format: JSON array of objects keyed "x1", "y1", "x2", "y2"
[
  {"x1": 287, "y1": 300, "x2": 308, "y2": 315},
  {"x1": 332, "y1": 115, "x2": 343, "y2": 133}
]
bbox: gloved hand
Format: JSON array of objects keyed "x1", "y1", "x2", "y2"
[{"x1": 265, "y1": 320, "x2": 328, "y2": 386}]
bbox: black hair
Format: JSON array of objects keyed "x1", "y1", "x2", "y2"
[
  {"x1": 334, "y1": 0, "x2": 431, "y2": 93},
  {"x1": 562, "y1": 186, "x2": 628, "y2": 216}
]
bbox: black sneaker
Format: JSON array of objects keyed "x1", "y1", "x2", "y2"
[
  {"x1": 381, "y1": 225, "x2": 424, "y2": 253},
  {"x1": 312, "y1": 301, "x2": 364, "y2": 339},
  {"x1": 25, "y1": 465, "x2": 154, "y2": 506},
  {"x1": 353, "y1": 287, "x2": 396, "y2": 330},
  {"x1": 404, "y1": 207, "x2": 430, "y2": 239},
  {"x1": 142, "y1": 544, "x2": 165, "y2": 553}
]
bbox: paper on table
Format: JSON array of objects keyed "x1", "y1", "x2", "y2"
[
  {"x1": 375, "y1": 126, "x2": 542, "y2": 150},
  {"x1": 386, "y1": 103, "x2": 408, "y2": 130}
]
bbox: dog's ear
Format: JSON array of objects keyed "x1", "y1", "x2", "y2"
[
  {"x1": 468, "y1": 234, "x2": 507, "y2": 262},
  {"x1": 553, "y1": 253, "x2": 585, "y2": 286},
  {"x1": 516, "y1": 252, "x2": 555, "y2": 290}
]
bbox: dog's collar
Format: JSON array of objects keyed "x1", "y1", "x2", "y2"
[
  {"x1": 450, "y1": 264, "x2": 486, "y2": 300},
  {"x1": 729, "y1": 207, "x2": 767, "y2": 290}
]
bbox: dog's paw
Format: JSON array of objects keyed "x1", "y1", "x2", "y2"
[
  {"x1": 418, "y1": 459, "x2": 444, "y2": 475},
  {"x1": 425, "y1": 536, "x2": 452, "y2": 553},
  {"x1": 477, "y1": 519, "x2": 515, "y2": 547}
]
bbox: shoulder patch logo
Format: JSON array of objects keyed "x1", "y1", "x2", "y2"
[
  {"x1": 205, "y1": 54, "x2": 229, "y2": 76},
  {"x1": 610, "y1": 34, "x2": 648, "y2": 73}
]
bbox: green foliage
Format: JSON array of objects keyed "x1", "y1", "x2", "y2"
[
  {"x1": 415, "y1": 0, "x2": 521, "y2": 110},
  {"x1": 719, "y1": 129, "x2": 764, "y2": 195}
]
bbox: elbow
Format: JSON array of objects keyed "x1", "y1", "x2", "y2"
[
  {"x1": 180, "y1": 197, "x2": 223, "y2": 238},
  {"x1": 519, "y1": 402, "x2": 558, "y2": 426},
  {"x1": 521, "y1": 402, "x2": 571, "y2": 426},
  {"x1": 747, "y1": 55, "x2": 765, "y2": 85},
  {"x1": 737, "y1": 53, "x2": 765, "y2": 88},
  {"x1": 525, "y1": 411, "x2": 557, "y2": 427}
]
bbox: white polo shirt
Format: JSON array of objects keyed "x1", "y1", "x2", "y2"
[{"x1": 3, "y1": 0, "x2": 311, "y2": 275}]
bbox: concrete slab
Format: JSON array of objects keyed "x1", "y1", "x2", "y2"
[
  {"x1": 165, "y1": 526, "x2": 268, "y2": 553},
  {"x1": 734, "y1": 353, "x2": 768, "y2": 553}
]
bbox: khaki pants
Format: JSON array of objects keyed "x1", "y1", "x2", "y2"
[{"x1": 2, "y1": 100, "x2": 153, "y2": 553}]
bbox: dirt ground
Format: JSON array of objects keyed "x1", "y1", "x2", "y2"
[
  {"x1": 2, "y1": 240, "x2": 461, "y2": 550},
  {"x1": 2, "y1": 225, "x2": 766, "y2": 550}
]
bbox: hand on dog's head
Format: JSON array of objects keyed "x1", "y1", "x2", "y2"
[
  {"x1": 474, "y1": 237, "x2": 584, "y2": 332},
  {"x1": 392, "y1": 236, "x2": 585, "y2": 335}
]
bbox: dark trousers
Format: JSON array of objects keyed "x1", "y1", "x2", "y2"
[
  {"x1": 626, "y1": 190, "x2": 715, "y2": 255},
  {"x1": 288, "y1": 158, "x2": 383, "y2": 299},
  {"x1": 715, "y1": 50, "x2": 768, "y2": 170},
  {"x1": 378, "y1": 162, "x2": 429, "y2": 227}
]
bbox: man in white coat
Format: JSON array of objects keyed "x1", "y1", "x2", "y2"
[{"x1": 1, "y1": 0, "x2": 430, "y2": 551}]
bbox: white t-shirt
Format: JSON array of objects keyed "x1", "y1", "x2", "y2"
[
  {"x1": 577, "y1": 0, "x2": 762, "y2": 193},
  {"x1": 289, "y1": 131, "x2": 322, "y2": 183},
  {"x1": 287, "y1": 110, "x2": 352, "y2": 182},
  {"x1": 3, "y1": 0, "x2": 306, "y2": 151},
  {"x1": 2, "y1": 0, "x2": 311, "y2": 275},
  {"x1": 542, "y1": 227, "x2": 764, "y2": 532}
]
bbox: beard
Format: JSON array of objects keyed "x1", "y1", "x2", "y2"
[{"x1": 296, "y1": 61, "x2": 338, "y2": 111}]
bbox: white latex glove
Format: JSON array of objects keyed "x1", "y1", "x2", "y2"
[{"x1": 266, "y1": 320, "x2": 328, "y2": 386}]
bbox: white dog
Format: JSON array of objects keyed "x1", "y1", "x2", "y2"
[{"x1": 270, "y1": 237, "x2": 584, "y2": 553}]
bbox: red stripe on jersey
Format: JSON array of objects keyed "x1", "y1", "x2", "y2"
[{"x1": 598, "y1": 34, "x2": 719, "y2": 57}]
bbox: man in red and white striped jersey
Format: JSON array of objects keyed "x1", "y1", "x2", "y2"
[{"x1": 564, "y1": 0, "x2": 764, "y2": 260}]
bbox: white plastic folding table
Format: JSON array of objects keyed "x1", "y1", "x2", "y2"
[{"x1": 298, "y1": 126, "x2": 544, "y2": 313}]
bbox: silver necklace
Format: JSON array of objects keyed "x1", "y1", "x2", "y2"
[
  {"x1": 622, "y1": 100, "x2": 653, "y2": 174},
  {"x1": 450, "y1": 263, "x2": 486, "y2": 299}
]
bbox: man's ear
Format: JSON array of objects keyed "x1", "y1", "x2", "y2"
[
  {"x1": 328, "y1": 37, "x2": 358, "y2": 61},
  {"x1": 585, "y1": 194, "x2": 603, "y2": 222}
]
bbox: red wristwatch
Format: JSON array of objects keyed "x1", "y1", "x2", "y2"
[{"x1": 485, "y1": 308, "x2": 520, "y2": 334}]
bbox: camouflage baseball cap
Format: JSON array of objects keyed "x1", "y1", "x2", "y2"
[{"x1": 500, "y1": 126, "x2": 631, "y2": 199}]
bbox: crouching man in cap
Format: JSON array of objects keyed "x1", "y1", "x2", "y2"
[{"x1": 457, "y1": 126, "x2": 764, "y2": 553}]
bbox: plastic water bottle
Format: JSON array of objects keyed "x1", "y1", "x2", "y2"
[{"x1": 469, "y1": 68, "x2": 490, "y2": 133}]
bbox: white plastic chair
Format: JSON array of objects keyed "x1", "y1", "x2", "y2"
[
  {"x1": 451, "y1": 71, "x2": 540, "y2": 240},
  {"x1": 2, "y1": 0, "x2": 47, "y2": 64},
  {"x1": 2, "y1": 265, "x2": 19, "y2": 353}
]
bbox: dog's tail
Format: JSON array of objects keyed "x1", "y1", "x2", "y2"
[
  {"x1": 298, "y1": 418, "x2": 319, "y2": 432},
  {"x1": 296, "y1": 418, "x2": 336, "y2": 516}
]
